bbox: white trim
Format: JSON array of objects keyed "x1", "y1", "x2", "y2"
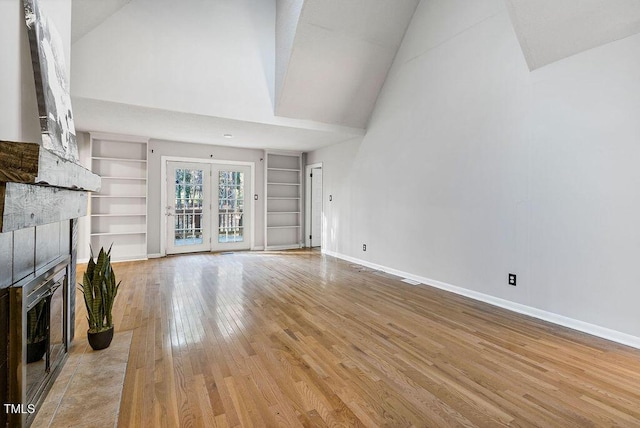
[
  {"x1": 265, "y1": 149, "x2": 303, "y2": 157},
  {"x1": 263, "y1": 151, "x2": 268, "y2": 250},
  {"x1": 265, "y1": 244, "x2": 302, "y2": 251},
  {"x1": 323, "y1": 249, "x2": 640, "y2": 350},
  {"x1": 86, "y1": 136, "x2": 94, "y2": 259},
  {"x1": 89, "y1": 132, "x2": 149, "y2": 143},
  {"x1": 147, "y1": 253, "x2": 163, "y2": 259},
  {"x1": 305, "y1": 163, "x2": 323, "y2": 248},
  {"x1": 160, "y1": 156, "x2": 256, "y2": 256},
  {"x1": 111, "y1": 256, "x2": 148, "y2": 263},
  {"x1": 252, "y1": 246, "x2": 265, "y2": 251},
  {"x1": 77, "y1": 258, "x2": 90, "y2": 264}
]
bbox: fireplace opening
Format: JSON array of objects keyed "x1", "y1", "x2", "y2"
[{"x1": 9, "y1": 256, "x2": 69, "y2": 427}]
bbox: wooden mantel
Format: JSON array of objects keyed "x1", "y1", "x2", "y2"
[{"x1": 0, "y1": 140, "x2": 101, "y2": 233}]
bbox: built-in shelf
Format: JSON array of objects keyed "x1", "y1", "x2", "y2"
[
  {"x1": 89, "y1": 134, "x2": 149, "y2": 261},
  {"x1": 92, "y1": 156, "x2": 147, "y2": 163},
  {"x1": 92, "y1": 213, "x2": 146, "y2": 217},
  {"x1": 91, "y1": 195, "x2": 147, "y2": 199},
  {"x1": 265, "y1": 152, "x2": 302, "y2": 250},
  {"x1": 91, "y1": 231, "x2": 146, "y2": 237},
  {"x1": 100, "y1": 176, "x2": 147, "y2": 181},
  {"x1": 267, "y1": 167, "x2": 300, "y2": 172}
]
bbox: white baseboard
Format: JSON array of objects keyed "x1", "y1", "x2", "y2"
[
  {"x1": 77, "y1": 258, "x2": 89, "y2": 264},
  {"x1": 323, "y1": 250, "x2": 640, "y2": 350},
  {"x1": 151, "y1": 250, "x2": 263, "y2": 257},
  {"x1": 111, "y1": 256, "x2": 148, "y2": 263},
  {"x1": 265, "y1": 244, "x2": 302, "y2": 251}
]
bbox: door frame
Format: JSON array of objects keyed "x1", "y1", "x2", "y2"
[
  {"x1": 160, "y1": 156, "x2": 256, "y2": 256},
  {"x1": 305, "y1": 162, "x2": 323, "y2": 248}
]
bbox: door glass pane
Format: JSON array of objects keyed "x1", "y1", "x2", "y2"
[
  {"x1": 174, "y1": 168, "x2": 205, "y2": 246},
  {"x1": 218, "y1": 171, "x2": 244, "y2": 243}
]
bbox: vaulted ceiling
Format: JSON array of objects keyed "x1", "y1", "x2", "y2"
[
  {"x1": 71, "y1": 0, "x2": 131, "y2": 43},
  {"x1": 70, "y1": 0, "x2": 414, "y2": 150},
  {"x1": 69, "y1": 0, "x2": 640, "y2": 150},
  {"x1": 505, "y1": 0, "x2": 640, "y2": 70},
  {"x1": 275, "y1": 0, "x2": 420, "y2": 128}
]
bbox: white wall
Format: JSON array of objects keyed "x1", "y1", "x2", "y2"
[
  {"x1": 306, "y1": 137, "x2": 362, "y2": 252},
  {"x1": 146, "y1": 140, "x2": 265, "y2": 255},
  {"x1": 70, "y1": 0, "x2": 277, "y2": 125},
  {"x1": 0, "y1": 0, "x2": 71, "y2": 143},
  {"x1": 275, "y1": 0, "x2": 304, "y2": 105},
  {"x1": 1, "y1": 1, "x2": 39, "y2": 142},
  {"x1": 307, "y1": 0, "x2": 640, "y2": 339}
]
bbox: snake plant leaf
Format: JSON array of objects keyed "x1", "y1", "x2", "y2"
[{"x1": 86, "y1": 246, "x2": 96, "y2": 279}]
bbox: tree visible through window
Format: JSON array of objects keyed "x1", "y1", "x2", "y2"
[
  {"x1": 218, "y1": 171, "x2": 244, "y2": 243},
  {"x1": 174, "y1": 168, "x2": 204, "y2": 246}
]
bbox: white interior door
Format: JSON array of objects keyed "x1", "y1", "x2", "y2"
[
  {"x1": 166, "y1": 162, "x2": 211, "y2": 254},
  {"x1": 212, "y1": 164, "x2": 252, "y2": 252},
  {"x1": 311, "y1": 167, "x2": 322, "y2": 248}
]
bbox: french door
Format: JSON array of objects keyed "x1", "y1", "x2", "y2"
[{"x1": 166, "y1": 161, "x2": 251, "y2": 254}]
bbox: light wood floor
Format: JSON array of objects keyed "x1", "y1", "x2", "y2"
[{"x1": 75, "y1": 250, "x2": 640, "y2": 427}]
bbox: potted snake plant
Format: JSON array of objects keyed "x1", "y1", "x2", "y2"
[{"x1": 78, "y1": 246, "x2": 120, "y2": 350}]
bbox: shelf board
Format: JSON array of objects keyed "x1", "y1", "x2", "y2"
[
  {"x1": 92, "y1": 195, "x2": 147, "y2": 198},
  {"x1": 267, "y1": 211, "x2": 300, "y2": 214},
  {"x1": 101, "y1": 176, "x2": 147, "y2": 181},
  {"x1": 267, "y1": 197, "x2": 300, "y2": 200},
  {"x1": 92, "y1": 157, "x2": 147, "y2": 163},
  {"x1": 267, "y1": 182, "x2": 301, "y2": 186},
  {"x1": 91, "y1": 231, "x2": 146, "y2": 236},
  {"x1": 267, "y1": 168, "x2": 300, "y2": 172},
  {"x1": 267, "y1": 226, "x2": 301, "y2": 229},
  {"x1": 91, "y1": 213, "x2": 146, "y2": 217}
]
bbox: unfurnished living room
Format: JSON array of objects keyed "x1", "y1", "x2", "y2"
[{"x1": 2, "y1": 0, "x2": 640, "y2": 427}]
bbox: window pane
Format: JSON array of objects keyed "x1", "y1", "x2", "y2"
[
  {"x1": 174, "y1": 168, "x2": 205, "y2": 247},
  {"x1": 218, "y1": 171, "x2": 244, "y2": 243}
]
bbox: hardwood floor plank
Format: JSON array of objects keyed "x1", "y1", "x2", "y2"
[{"x1": 69, "y1": 251, "x2": 640, "y2": 427}]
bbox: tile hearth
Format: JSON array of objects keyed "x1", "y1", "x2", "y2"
[{"x1": 32, "y1": 331, "x2": 133, "y2": 428}]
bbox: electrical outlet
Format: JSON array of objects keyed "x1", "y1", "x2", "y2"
[
  {"x1": 363, "y1": 244, "x2": 367, "y2": 251},
  {"x1": 508, "y1": 273, "x2": 516, "y2": 286}
]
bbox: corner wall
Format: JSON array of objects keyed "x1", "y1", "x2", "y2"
[{"x1": 307, "y1": 0, "x2": 640, "y2": 340}]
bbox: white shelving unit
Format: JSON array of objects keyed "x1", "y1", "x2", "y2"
[
  {"x1": 265, "y1": 152, "x2": 302, "y2": 250},
  {"x1": 89, "y1": 133, "x2": 149, "y2": 262}
]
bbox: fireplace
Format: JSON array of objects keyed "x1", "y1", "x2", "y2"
[
  {"x1": 1, "y1": 0, "x2": 102, "y2": 425},
  {"x1": 8, "y1": 256, "x2": 69, "y2": 427}
]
